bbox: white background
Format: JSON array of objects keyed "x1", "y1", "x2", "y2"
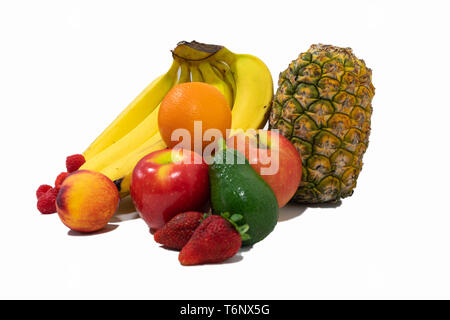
[{"x1": 1, "y1": 0, "x2": 449, "y2": 299}]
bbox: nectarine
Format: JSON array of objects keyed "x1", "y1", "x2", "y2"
[{"x1": 56, "y1": 170, "x2": 119, "y2": 233}]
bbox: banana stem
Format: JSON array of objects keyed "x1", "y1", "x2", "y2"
[
  {"x1": 171, "y1": 41, "x2": 236, "y2": 67},
  {"x1": 178, "y1": 63, "x2": 190, "y2": 84},
  {"x1": 167, "y1": 59, "x2": 180, "y2": 76},
  {"x1": 172, "y1": 41, "x2": 224, "y2": 62},
  {"x1": 190, "y1": 64, "x2": 203, "y2": 82},
  {"x1": 214, "y1": 47, "x2": 236, "y2": 65}
]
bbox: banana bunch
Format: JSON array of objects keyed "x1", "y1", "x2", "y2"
[{"x1": 80, "y1": 41, "x2": 273, "y2": 198}]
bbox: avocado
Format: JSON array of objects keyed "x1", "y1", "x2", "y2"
[{"x1": 209, "y1": 142, "x2": 278, "y2": 246}]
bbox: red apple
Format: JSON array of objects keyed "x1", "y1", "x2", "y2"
[
  {"x1": 130, "y1": 148, "x2": 209, "y2": 230},
  {"x1": 227, "y1": 130, "x2": 302, "y2": 208}
]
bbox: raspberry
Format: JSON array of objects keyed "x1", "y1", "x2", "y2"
[
  {"x1": 66, "y1": 154, "x2": 86, "y2": 173},
  {"x1": 36, "y1": 184, "x2": 52, "y2": 199},
  {"x1": 36, "y1": 188, "x2": 58, "y2": 214},
  {"x1": 54, "y1": 172, "x2": 69, "y2": 190}
]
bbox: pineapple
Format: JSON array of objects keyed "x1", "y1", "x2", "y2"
[{"x1": 269, "y1": 44, "x2": 375, "y2": 204}]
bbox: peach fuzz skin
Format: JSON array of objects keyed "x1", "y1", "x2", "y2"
[{"x1": 56, "y1": 170, "x2": 120, "y2": 233}]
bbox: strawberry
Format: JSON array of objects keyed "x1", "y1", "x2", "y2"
[
  {"x1": 178, "y1": 213, "x2": 250, "y2": 266},
  {"x1": 154, "y1": 211, "x2": 205, "y2": 250}
]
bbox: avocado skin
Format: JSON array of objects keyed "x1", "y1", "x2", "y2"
[{"x1": 209, "y1": 148, "x2": 278, "y2": 246}]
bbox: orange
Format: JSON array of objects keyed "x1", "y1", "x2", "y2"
[{"x1": 158, "y1": 82, "x2": 232, "y2": 153}]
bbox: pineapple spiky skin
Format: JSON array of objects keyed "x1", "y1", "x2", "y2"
[{"x1": 269, "y1": 44, "x2": 375, "y2": 204}]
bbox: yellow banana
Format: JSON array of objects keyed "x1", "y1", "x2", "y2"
[
  {"x1": 190, "y1": 64, "x2": 203, "y2": 82},
  {"x1": 210, "y1": 64, "x2": 226, "y2": 86},
  {"x1": 217, "y1": 49, "x2": 273, "y2": 132},
  {"x1": 81, "y1": 103, "x2": 162, "y2": 173},
  {"x1": 171, "y1": 42, "x2": 272, "y2": 132},
  {"x1": 100, "y1": 132, "x2": 167, "y2": 198},
  {"x1": 212, "y1": 61, "x2": 237, "y2": 102},
  {"x1": 177, "y1": 63, "x2": 190, "y2": 84},
  {"x1": 198, "y1": 62, "x2": 233, "y2": 108},
  {"x1": 83, "y1": 60, "x2": 179, "y2": 161}
]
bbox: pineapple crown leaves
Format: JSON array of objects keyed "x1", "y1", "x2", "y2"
[{"x1": 220, "y1": 212, "x2": 251, "y2": 241}]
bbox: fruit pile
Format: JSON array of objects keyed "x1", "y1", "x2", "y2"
[{"x1": 36, "y1": 41, "x2": 375, "y2": 265}]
